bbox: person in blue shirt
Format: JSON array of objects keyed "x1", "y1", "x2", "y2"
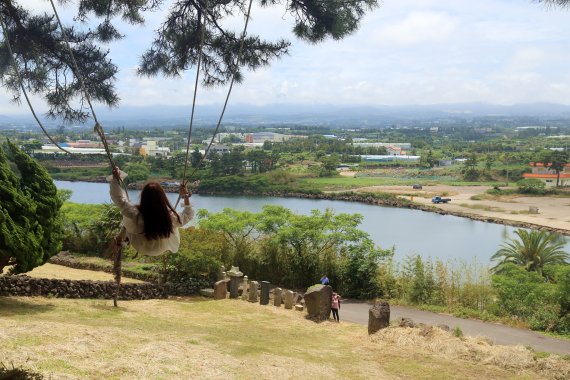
[{"x1": 320, "y1": 274, "x2": 330, "y2": 285}]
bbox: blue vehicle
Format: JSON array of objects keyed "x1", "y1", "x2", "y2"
[{"x1": 431, "y1": 196, "x2": 451, "y2": 204}]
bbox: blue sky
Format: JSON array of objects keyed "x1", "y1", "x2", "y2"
[{"x1": 4, "y1": 0, "x2": 570, "y2": 115}]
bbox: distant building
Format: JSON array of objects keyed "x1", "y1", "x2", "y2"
[
  {"x1": 208, "y1": 144, "x2": 231, "y2": 155},
  {"x1": 67, "y1": 140, "x2": 102, "y2": 149},
  {"x1": 36, "y1": 144, "x2": 106, "y2": 155},
  {"x1": 360, "y1": 155, "x2": 420, "y2": 163},
  {"x1": 214, "y1": 132, "x2": 245, "y2": 143},
  {"x1": 522, "y1": 162, "x2": 570, "y2": 187},
  {"x1": 140, "y1": 140, "x2": 170, "y2": 158},
  {"x1": 385, "y1": 145, "x2": 408, "y2": 156},
  {"x1": 244, "y1": 132, "x2": 302, "y2": 143},
  {"x1": 352, "y1": 142, "x2": 412, "y2": 150}
]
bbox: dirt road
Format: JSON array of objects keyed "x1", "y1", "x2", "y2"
[
  {"x1": 341, "y1": 301, "x2": 570, "y2": 356},
  {"x1": 357, "y1": 184, "x2": 570, "y2": 233}
]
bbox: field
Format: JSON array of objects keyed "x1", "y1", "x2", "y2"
[
  {"x1": 1, "y1": 295, "x2": 569, "y2": 379},
  {"x1": 25, "y1": 263, "x2": 143, "y2": 283}
]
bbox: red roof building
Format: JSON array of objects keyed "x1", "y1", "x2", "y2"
[{"x1": 522, "y1": 162, "x2": 570, "y2": 187}]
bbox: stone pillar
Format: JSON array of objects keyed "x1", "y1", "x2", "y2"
[
  {"x1": 241, "y1": 276, "x2": 249, "y2": 300},
  {"x1": 284, "y1": 290, "x2": 295, "y2": 309},
  {"x1": 216, "y1": 265, "x2": 226, "y2": 281},
  {"x1": 368, "y1": 301, "x2": 390, "y2": 335},
  {"x1": 260, "y1": 281, "x2": 270, "y2": 305},
  {"x1": 214, "y1": 280, "x2": 227, "y2": 300},
  {"x1": 227, "y1": 266, "x2": 243, "y2": 299},
  {"x1": 248, "y1": 281, "x2": 259, "y2": 302},
  {"x1": 273, "y1": 288, "x2": 282, "y2": 307}
]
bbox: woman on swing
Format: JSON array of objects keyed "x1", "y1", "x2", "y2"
[{"x1": 108, "y1": 167, "x2": 194, "y2": 256}]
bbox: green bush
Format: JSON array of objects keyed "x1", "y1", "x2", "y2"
[
  {"x1": 453, "y1": 326, "x2": 464, "y2": 338},
  {"x1": 60, "y1": 202, "x2": 121, "y2": 256},
  {"x1": 339, "y1": 241, "x2": 388, "y2": 299},
  {"x1": 492, "y1": 264, "x2": 561, "y2": 331},
  {"x1": 163, "y1": 227, "x2": 226, "y2": 282},
  {"x1": 517, "y1": 178, "x2": 547, "y2": 194},
  {"x1": 197, "y1": 205, "x2": 386, "y2": 298}
]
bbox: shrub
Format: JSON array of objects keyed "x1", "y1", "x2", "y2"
[
  {"x1": 163, "y1": 227, "x2": 226, "y2": 282},
  {"x1": 0, "y1": 363, "x2": 43, "y2": 379},
  {"x1": 517, "y1": 178, "x2": 547, "y2": 194},
  {"x1": 492, "y1": 264, "x2": 561, "y2": 331}
]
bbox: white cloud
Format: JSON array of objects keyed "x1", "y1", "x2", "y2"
[
  {"x1": 4, "y1": 0, "x2": 570, "y2": 114},
  {"x1": 373, "y1": 11, "x2": 458, "y2": 46},
  {"x1": 505, "y1": 48, "x2": 545, "y2": 72}
]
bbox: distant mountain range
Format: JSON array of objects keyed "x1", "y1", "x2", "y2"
[{"x1": 2, "y1": 102, "x2": 570, "y2": 130}]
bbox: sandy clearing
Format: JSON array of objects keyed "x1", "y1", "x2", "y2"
[
  {"x1": 357, "y1": 185, "x2": 570, "y2": 233},
  {"x1": 25, "y1": 263, "x2": 144, "y2": 283}
]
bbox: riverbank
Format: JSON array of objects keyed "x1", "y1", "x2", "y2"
[
  {"x1": 357, "y1": 184, "x2": 570, "y2": 236},
  {"x1": 82, "y1": 179, "x2": 570, "y2": 236},
  {"x1": 186, "y1": 189, "x2": 570, "y2": 237}
]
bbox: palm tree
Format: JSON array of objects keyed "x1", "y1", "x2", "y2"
[{"x1": 491, "y1": 229, "x2": 569, "y2": 277}]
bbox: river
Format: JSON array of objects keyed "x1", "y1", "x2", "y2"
[{"x1": 55, "y1": 180, "x2": 566, "y2": 263}]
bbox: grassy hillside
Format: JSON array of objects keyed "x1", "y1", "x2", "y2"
[{"x1": 1, "y1": 296, "x2": 568, "y2": 379}]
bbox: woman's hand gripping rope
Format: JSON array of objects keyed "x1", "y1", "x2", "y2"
[{"x1": 180, "y1": 183, "x2": 192, "y2": 206}]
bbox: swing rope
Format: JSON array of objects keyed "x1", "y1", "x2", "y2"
[
  {"x1": 48, "y1": 0, "x2": 130, "y2": 306},
  {"x1": 180, "y1": 0, "x2": 209, "y2": 192},
  {"x1": 0, "y1": 18, "x2": 73, "y2": 155},
  {"x1": 190, "y1": 0, "x2": 254, "y2": 180},
  {"x1": 174, "y1": 0, "x2": 254, "y2": 208}
]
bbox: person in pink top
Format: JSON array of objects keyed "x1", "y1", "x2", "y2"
[{"x1": 331, "y1": 292, "x2": 341, "y2": 322}]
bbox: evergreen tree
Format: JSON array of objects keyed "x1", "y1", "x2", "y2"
[
  {"x1": 0, "y1": 142, "x2": 64, "y2": 274},
  {"x1": 190, "y1": 148, "x2": 203, "y2": 169},
  {"x1": 0, "y1": 0, "x2": 378, "y2": 122}
]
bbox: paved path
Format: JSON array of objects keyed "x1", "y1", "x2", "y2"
[{"x1": 341, "y1": 301, "x2": 570, "y2": 356}]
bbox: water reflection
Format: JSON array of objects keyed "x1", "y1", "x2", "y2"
[{"x1": 55, "y1": 180, "x2": 567, "y2": 262}]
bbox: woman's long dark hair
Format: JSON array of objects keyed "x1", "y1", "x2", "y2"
[{"x1": 137, "y1": 182, "x2": 181, "y2": 240}]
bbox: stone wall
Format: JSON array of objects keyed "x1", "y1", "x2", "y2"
[
  {"x1": 48, "y1": 253, "x2": 210, "y2": 296},
  {"x1": 0, "y1": 275, "x2": 167, "y2": 300}
]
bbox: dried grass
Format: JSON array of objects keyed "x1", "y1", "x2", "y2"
[
  {"x1": 25, "y1": 263, "x2": 142, "y2": 283},
  {"x1": 1, "y1": 297, "x2": 568, "y2": 379},
  {"x1": 371, "y1": 325, "x2": 570, "y2": 379}
]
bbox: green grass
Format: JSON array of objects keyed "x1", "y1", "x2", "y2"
[
  {"x1": 61, "y1": 202, "x2": 105, "y2": 229},
  {"x1": 299, "y1": 176, "x2": 434, "y2": 190},
  {"x1": 64, "y1": 252, "x2": 158, "y2": 274},
  {"x1": 299, "y1": 176, "x2": 506, "y2": 191},
  {"x1": 48, "y1": 166, "x2": 110, "y2": 181}
]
